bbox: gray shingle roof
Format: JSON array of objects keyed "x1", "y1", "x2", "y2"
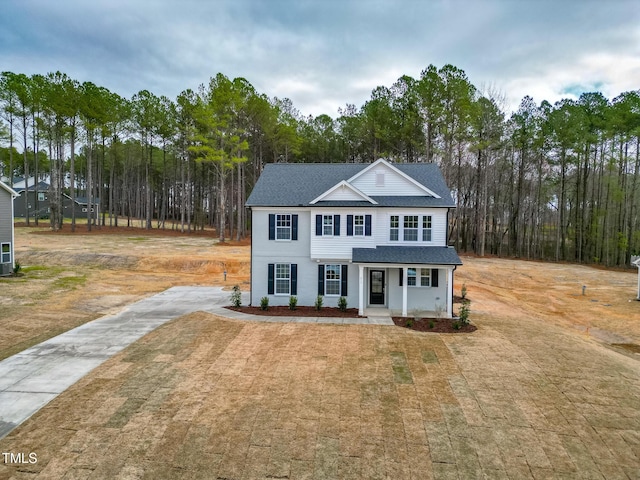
[
  {"x1": 352, "y1": 246, "x2": 463, "y2": 265},
  {"x1": 246, "y1": 162, "x2": 455, "y2": 208}
]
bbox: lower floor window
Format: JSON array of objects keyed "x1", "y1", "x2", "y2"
[
  {"x1": 420, "y1": 268, "x2": 431, "y2": 287},
  {"x1": 325, "y1": 264, "x2": 341, "y2": 296},
  {"x1": 407, "y1": 267, "x2": 431, "y2": 287},
  {"x1": 1, "y1": 243, "x2": 10, "y2": 263},
  {"x1": 275, "y1": 263, "x2": 290, "y2": 294}
]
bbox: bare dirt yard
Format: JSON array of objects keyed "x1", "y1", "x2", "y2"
[{"x1": 1, "y1": 226, "x2": 639, "y2": 479}]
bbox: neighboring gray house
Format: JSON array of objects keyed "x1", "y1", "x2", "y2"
[
  {"x1": 0, "y1": 181, "x2": 18, "y2": 276},
  {"x1": 13, "y1": 180, "x2": 100, "y2": 220},
  {"x1": 246, "y1": 158, "x2": 462, "y2": 317}
]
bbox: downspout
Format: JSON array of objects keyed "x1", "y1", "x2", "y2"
[
  {"x1": 248, "y1": 206, "x2": 252, "y2": 306},
  {"x1": 451, "y1": 264, "x2": 457, "y2": 318}
]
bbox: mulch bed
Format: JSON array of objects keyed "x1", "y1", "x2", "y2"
[
  {"x1": 226, "y1": 306, "x2": 364, "y2": 318},
  {"x1": 392, "y1": 317, "x2": 477, "y2": 333}
]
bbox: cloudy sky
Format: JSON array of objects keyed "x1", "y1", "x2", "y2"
[{"x1": 2, "y1": 0, "x2": 639, "y2": 117}]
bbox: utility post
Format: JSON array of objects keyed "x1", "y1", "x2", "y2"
[{"x1": 632, "y1": 256, "x2": 640, "y2": 301}]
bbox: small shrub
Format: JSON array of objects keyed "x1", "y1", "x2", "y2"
[
  {"x1": 410, "y1": 308, "x2": 422, "y2": 322},
  {"x1": 13, "y1": 261, "x2": 21, "y2": 276},
  {"x1": 406, "y1": 318, "x2": 413, "y2": 328},
  {"x1": 435, "y1": 304, "x2": 445, "y2": 319},
  {"x1": 337, "y1": 296, "x2": 347, "y2": 312},
  {"x1": 461, "y1": 283, "x2": 467, "y2": 300},
  {"x1": 314, "y1": 295, "x2": 323, "y2": 310},
  {"x1": 289, "y1": 296, "x2": 298, "y2": 310},
  {"x1": 230, "y1": 285, "x2": 242, "y2": 307},
  {"x1": 429, "y1": 320, "x2": 434, "y2": 329},
  {"x1": 260, "y1": 296, "x2": 269, "y2": 311},
  {"x1": 458, "y1": 299, "x2": 471, "y2": 325},
  {"x1": 452, "y1": 321, "x2": 461, "y2": 330}
]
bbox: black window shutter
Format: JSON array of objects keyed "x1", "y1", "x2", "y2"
[
  {"x1": 316, "y1": 214, "x2": 322, "y2": 235},
  {"x1": 268, "y1": 264, "x2": 275, "y2": 294},
  {"x1": 399, "y1": 268, "x2": 403, "y2": 286},
  {"x1": 341, "y1": 265, "x2": 348, "y2": 296},
  {"x1": 269, "y1": 214, "x2": 275, "y2": 240},
  {"x1": 431, "y1": 269, "x2": 439, "y2": 287},
  {"x1": 365, "y1": 215, "x2": 372, "y2": 236},
  {"x1": 291, "y1": 264, "x2": 298, "y2": 295},
  {"x1": 292, "y1": 214, "x2": 298, "y2": 240},
  {"x1": 318, "y1": 265, "x2": 325, "y2": 295},
  {"x1": 347, "y1": 215, "x2": 353, "y2": 236},
  {"x1": 334, "y1": 215, "x2": 340, "y2": 236}
]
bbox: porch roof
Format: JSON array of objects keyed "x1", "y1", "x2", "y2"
[{"x1": 352, "y1": 246, "x2": 462, "y2": 265}]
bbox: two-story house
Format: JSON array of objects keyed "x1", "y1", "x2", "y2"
[
  {"x1": 246, "y1": 158, "x2": 462, "y2": 317},
  {"x1": 0, "y1": 181, "x2": 18, "y2": 276}
]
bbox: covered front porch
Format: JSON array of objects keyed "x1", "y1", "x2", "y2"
[{"x1": 352, "y1": 246, "x2": 463, "y2": 318}]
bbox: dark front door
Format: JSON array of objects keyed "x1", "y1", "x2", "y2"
[{"x1": 369, "y1": 270, "x2": 385, "y2": 305}]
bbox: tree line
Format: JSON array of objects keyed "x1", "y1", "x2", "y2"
[{"x1": 0, "y1": 66, "x2": 639, "y2": 266}]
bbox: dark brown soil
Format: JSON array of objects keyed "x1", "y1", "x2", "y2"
[
  {"x1": 392, "y1": 317, "x2": 477, "y2": 333},
  {"x1": 226, "y1": 305, "x2": 364, "y2": 317}
]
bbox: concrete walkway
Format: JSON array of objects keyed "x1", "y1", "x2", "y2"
[{"x1": 0, "y1": 286, "x2": 392, "y2": 439}]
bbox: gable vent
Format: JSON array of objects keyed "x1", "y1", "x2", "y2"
[{"x1": 375, "y1": 171, "x2": 385, "y2": 187}]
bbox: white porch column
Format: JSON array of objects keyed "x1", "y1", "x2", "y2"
[
  {"x1": 358, "y1": 265, "x2": 365, "y2": 316},
  {"x1": 402, "y1": 267, "x2": 408, "y2": 317},
  {"x1": 447, "y1": 267, "x2": 454, "y2": 318}
]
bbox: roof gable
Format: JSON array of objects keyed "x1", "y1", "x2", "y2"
[
  {"x1": 0, "y1": 181, "x2": 19, "y2": 198},
  {"x1": 310, "y1": 180, "x2": 377, "y2": 204},
  {"x1": 347, "y1": 159, "x2": 441, "y2": 198}
]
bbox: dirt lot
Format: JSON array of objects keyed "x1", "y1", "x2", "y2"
[
  {"x1": 1, "y1": 226, "x2": 639, "y2": 479},
  {"x1": 0, "y1": 225, "x2": 250, "y2": 361}
]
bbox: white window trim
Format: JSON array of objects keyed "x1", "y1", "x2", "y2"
[
  {"x1": 1, "y1": 242, "x2": 11, "y2": 264},
  {"x1": 420, "y1": 268, "x2": 431, "y2": 287},
  {"x1": 325, "y1": 264, "x2": 341, "y2": 296},
  {"x1": 276, "y1": 213, "x2": 292, "y2": 241},
  {"x1": 407, "y1": 267, "x2": 431, "y2": 288},
  {"x1": 422, "y1": 215, "x2": 432, "y2": 242},
  {"x1": 403, "y1": 215, "x2": 419, "y2": 242},
  {"x1": 389, "y1": 215, "x2": 399, "y2": 242},
  {"x1": 354, "y1": 215, "x2": 365, "y2": 237},
  {"x1": 274, "y1": 263, "x2": 291, "y2": 295},
  {"x1": 323, "y1": 215, "x2": 334, "y2": 237}
]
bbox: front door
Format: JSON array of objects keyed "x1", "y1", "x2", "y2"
[{"x1": 369, "y1": 270, "x2": 385, "y2": 305}]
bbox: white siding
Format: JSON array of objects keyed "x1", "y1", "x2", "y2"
[
  {"x1": 318, "y1": 184, "x2": 370, "y2": 202},
  {"x1": 350, "y1": 162, "x2": 429, "y2": 197},
  {"x1": 374, "y1": 209, "x2": 447, "y2": 246}
]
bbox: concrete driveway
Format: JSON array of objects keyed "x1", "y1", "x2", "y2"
[{"x1": 0, "y1": 287, "x2": 393, "y2": 439}]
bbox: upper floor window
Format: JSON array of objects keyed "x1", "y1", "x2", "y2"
[
  {"x1": 422, "y1": 215, "x2": 432, "y2": 242},
  {"x1": 323, "y1": 215, "x2": 334, "y2": 236},
  {"x1": 354, "y1": 215, "x2": 364, "y2": 236},
  {"x1": 269, "y1": 214, "x2": 298, "y2": 241},
  {"x1": 316, "y1": 214, "x2": 340, "y2": 236},
  {"x1": 390, "y1": 215, "x2": 399, "y2": 241},
  {"x1": 276, "y1": 214, "x2": 291, "y2": 240},
  {"x1": 403, "y1": 216, "x2": 418, "y2": 241},
  {"x1": 1, "y1": 243, "x2": 10, "y2": 263}
]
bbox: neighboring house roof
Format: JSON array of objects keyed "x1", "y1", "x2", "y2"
[
  {"x1": 13, "y1": 181, "x2": 50, "y2": 193},
  {"x1": 0, "y1": 181, "x2": 19, "y2": 198},
  {"x1": 352, "y1": 246, "x2": 463, "y2": 265},
  {"x1": 246, "y1": 160, "x2": 456, "y2": 208}
]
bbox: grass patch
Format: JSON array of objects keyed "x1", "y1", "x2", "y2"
[
  {"x1": 422, "y1": 350, "x2": 439, "y2": 364},
  {"x1": 390, "y1": 351, "x2": 413, "y2": 384},
  {"x1": 53, "y1": 275, "x2": 87, "y2": 289},
  {"x1": 127, "y1": 237, "x2": 149, "y2": 242}
]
